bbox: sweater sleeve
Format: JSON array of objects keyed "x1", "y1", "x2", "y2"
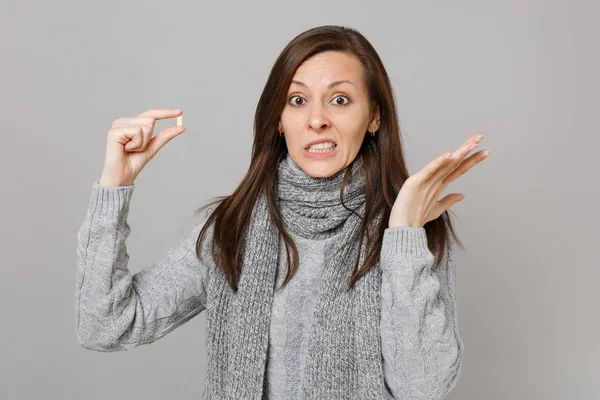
[
  {"x1": 74, "y1": 181, "x2": 210, "y2": 352},
  {"x1": 380, "y1": 226, "x2": 464, "y2": 399}
]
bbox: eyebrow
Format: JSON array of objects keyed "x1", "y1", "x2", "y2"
[{"x1": 291, "y1": 79, "x2": 355, "y2": 89}]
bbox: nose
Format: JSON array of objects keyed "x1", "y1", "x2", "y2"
[{"x1": 308, "y1": 103, "x2": 331, "y2": 132}]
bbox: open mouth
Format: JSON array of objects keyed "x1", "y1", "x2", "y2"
[
  {"x1": 305, "y1": 143, "x2": 337, "y2": 153},
  {"x1": 304, "y1": 144, "x2": 338, "y2": 157}
]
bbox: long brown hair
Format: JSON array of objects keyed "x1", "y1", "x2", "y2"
[{"x1": 194, "y1": 25, "x2": 464, "y2": 294}]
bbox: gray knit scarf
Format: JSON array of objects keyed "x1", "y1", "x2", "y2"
[{"x1": 203, "y1": 144, "x2": 387, "y2": 399}]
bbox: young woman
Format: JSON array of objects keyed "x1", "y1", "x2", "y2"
[{"x1": 76, "y1": 25, "x2": 489, "y2": 399}]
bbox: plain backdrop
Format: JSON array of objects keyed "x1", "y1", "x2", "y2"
[{"x1": 1, "y1": 1, "x2": 598, "y2": 399}]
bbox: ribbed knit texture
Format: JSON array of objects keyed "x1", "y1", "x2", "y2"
[
  {"x1": 75, "y1": 149, "x2": 464, "y2": 399},
  {"x1": 266, "y1": 229, "x2": 342, "y2": 398},
  {"x1": 200, "y1": 150, "x2": 389, "y2": 399}
]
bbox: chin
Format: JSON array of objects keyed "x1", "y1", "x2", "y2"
[{"x1": 301, "y1": 162, "x2": 343, "y2": 179}]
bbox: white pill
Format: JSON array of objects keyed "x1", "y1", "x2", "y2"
[{"x1": 177, "y1": 114, "x2": 183, "y2": 127}]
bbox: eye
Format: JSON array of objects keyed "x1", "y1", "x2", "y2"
[
  {"x1": 332, "y1": 95, "x2": 350, "y2": 106},
  {"x1": 289, "y1": 95, "x2": 305, "y2": 107},
  {"x1": 287, "y1": 94, "x2": 351, "y2": 107}
]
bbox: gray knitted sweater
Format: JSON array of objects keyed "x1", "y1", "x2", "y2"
[{"x1": 75, "y1": 182, "x2": 464, "y2": 399}]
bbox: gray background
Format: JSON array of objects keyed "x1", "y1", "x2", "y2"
[{"x1": 1, "y1": 0, "x2": 598, "y2": 399}]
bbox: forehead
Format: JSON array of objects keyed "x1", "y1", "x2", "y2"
[{"x1": 291, "y1": 51, "x2": 363, "y2": 85}]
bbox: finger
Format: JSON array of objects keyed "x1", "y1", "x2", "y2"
[
  {"x1": 445, "y1": 134, "x2": 482, "y2": 164},
  {"x1": 111, "y1": 123, "x2": 153, "y2": 149},
  {"x1": 137, "y1": 108, "x2": 182, "y2": 120},
  {"x1": 112, "y1": 122, "x2": 152, "y2": 129},
  {"x1": 109, "y1": 125, "x2": 142, "y2": 144},
  {"x1": 430, "y1": 134, "x2": 483, "y2": 181},
  {"x1": 113, "y1": 117, "x2": 156, "y2": 127},
  {"x1": 113, "y1": 115, "x2": 156, "y2": 123},
  {"x1": 417, "y1": 151, "x2": 455, "y2": 182},
  {"x1": 145, "y1": 126, "x2": 186, "y2": 158},
  {"x1": 134, "y1": 110, "x2": 182, "y2": 149},
  {"x1": 107, "y1": 126, "x2": 146, "y2": 153},
  {"x1": 443, "y1": 149, "x2": 489, "y2": 184},
  {"x1": 124, "y1": 133, "x2": 144, "y2": 151},
  {"x1": 453, "y1": 134, "x2": 483, "y2": 162},
  {"x1": 416, "y1": 134, "x2": 483, "y2": 182}
]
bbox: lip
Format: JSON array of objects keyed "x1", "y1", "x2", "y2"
[{"x1": 304, "y1": 138, "x2": 337, "y2": 149}]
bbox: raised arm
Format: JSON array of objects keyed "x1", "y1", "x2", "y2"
[
  {"x1": 380, "y1": 226, "x2": 464, "y2": 399},
  {"x1": 74, "y1": 182, "x2": 210, "y2": 351}
]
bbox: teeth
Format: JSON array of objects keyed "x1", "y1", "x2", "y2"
[{"x1": 308, "y1": 142, "x2": 336, "y2": 150}]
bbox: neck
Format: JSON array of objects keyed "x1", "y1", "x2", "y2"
[{"x1": 276, "y1": 152, "x2": 366, "y2": 240}]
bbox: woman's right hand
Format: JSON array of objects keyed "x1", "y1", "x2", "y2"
[{"x1": 98, "y1": 109, "x2": 185, "y2": 187}]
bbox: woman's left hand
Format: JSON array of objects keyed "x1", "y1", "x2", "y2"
[{"x1": 388, "y1": 134, "x2": 490, "y2": 228}]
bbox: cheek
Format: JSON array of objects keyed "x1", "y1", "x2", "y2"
[
  {"x1": 280, "y1": 111, "x2": 302, "y2": 133},
  {"x1": 338, "y1": 125, "x2": 367, "y2": 148},
  {"x1": 334, "y1": 111, "x2": 369, "y2": 135}
]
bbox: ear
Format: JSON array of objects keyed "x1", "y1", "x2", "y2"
[
  {"x1": 369, "y1": 105, "x2": 380, "y2": 132},
  {"x1": 278, "y1": 120, "x2": 283, "y2": 132}
]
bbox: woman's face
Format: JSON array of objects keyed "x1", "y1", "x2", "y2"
[{"x1": 279, "y1": 51, "x2": 379, "y2": 178}]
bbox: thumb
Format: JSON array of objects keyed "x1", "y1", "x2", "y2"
[
  {"x1": 437, "y1": 193, "x2": 466, "y2": 211},
  {"x1": 146, "y1": 126, "x2": 186, "y2": 158}
]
